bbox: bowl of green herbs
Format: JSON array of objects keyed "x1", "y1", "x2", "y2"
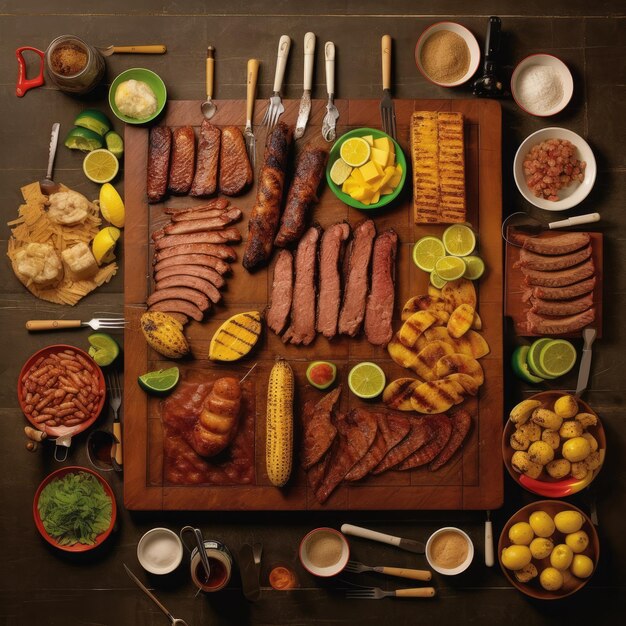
[{"x1": 33, "y1": 466, "x2": 116, "y2": 552}]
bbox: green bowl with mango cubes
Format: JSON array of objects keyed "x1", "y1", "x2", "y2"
[{"x1": 326, "y1": 128, "x2": 407, "y2": 210}]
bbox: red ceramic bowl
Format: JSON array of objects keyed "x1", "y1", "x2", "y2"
[
  {"x1": 33, "y1": 466, "x2": 117, "y2": 552},
  {"x1": 18, "y1": 344, "x2": 106, "y2": 438}
]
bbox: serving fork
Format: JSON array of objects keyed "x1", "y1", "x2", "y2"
[
  {"x1": 261, "y1": 35, "x2": 291, "y2": 131},
  {"x1": 346, "y1": 585, "x2": 436, "y2": 600},
  {"x1": 380, "y1": 34, "x2": 397, "y2": 139},
  {"x1": 322, "y1": 41, "x2": 339, "y2": 142},
  {"x1": 244, "y1": 58, "x2": 259, "y2": 168},
  {"x1": 344, "y1": 560, "x2": 432, "y2": 581},
  {"x1": 26, "y1": 317, "x2": 127, "y2": 331},
  {"x1": 107, "y1": 368, "x2": 123, "y2": 468}
]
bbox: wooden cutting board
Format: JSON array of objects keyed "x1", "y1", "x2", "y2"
[{"x1": 123, "y1": 98, "x2": 503, "y2": 511}]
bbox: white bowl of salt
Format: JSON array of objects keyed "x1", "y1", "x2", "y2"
[
  {"x1": 137, "y1": 527, "x2": 184, "y2": 575},
  {"x1": 511, "y1": 54, "x2": 574, "y2": 117}
]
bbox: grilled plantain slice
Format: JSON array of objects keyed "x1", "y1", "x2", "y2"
[
  {"x1": 442, "y1": 278, "x2": 477, "y2": 313},
  {"x1": 413, "y1": 340, "x2": 455, "y2": 381},
  {"x1": 472, "y1": 310, "x2": 483, "y2": 330},
  {"x1": 447, "y1": 303, "x2": 475, "y2": 338},
  {"x1": 209, "y1": 311, "x2": 263, "y2": 361},
  {"x1": 416, "y1": 327, "x2": 490, "y2": 359},
  {"x1": 401, "y1": 295, "x2": 449, "y2": 322},
  {"x1": 443, "y1": 372, "x2": 479, "y2": 396},
  {"x1": 435, "y1": 353, "x2": 485, "y2": 386},
  {"x1": 398, "y1": 310, "x2": 437, "y2": 347},
  {"x1": 383, "y1": 378, "x2": 420, "y2": 411},
  {"x1": 428, "y1": 285, "x2": 443, "y2": 299},
  {"x1": 387, "y1": 333, "x2": 421, "y2": 370},
  {"x1": 411, "y1": 379, "x2": 460, "y2": 414}
]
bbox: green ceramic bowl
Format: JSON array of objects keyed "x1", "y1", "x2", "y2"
[
  {"x1": 326, "y1": 127, "x2": 407, "y2": 210},
  {"x1": 108, "y1": 68, "x2": 167, "y2": 125}
]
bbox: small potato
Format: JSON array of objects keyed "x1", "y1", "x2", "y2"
[
  {"x1": 511, "y1": 451, "x2": 543, "y2": 479},
  {"x1": 575, "y1": 412, "x2": 598, "y2": 429},
  {"x1": 514, "y1": 562, "x2": 538, "y2": 583},
  {"x1": 554, "y1": 395, "x2": 578, "y2": 419},
  {"x1": 582, "y1": 433, "x2": 599, "y2": 453},
  {"x1": 559, "y1": 420, "x2": 583, "y2": 439},
  {"x1": 542, "y1": 429, "x2": 561, "y2": 450},
  {"x1": 510, "y1": 431, "x2": 530, "y2": 451},
  {"x1": 546, "y1": 458, "x2": 571, "y2": 479},
  {"x1": 571, "y1": 461, "x2": 589, "y2": 480},
  {"x1": 532, "y1": 408, "x2": 563, "y2": 431},
  {"x1": 528, "y1": 440, "x2": 555, "y2": 466},
  {"x1": 518, "y1": 422, "x2": 542, "y2": 443},
  {"x1": 584, "y1": 451, "x2": 603, "y2": 471}
]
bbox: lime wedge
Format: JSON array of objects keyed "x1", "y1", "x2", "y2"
[
  {"x1": 348, "y1": 362, "x2": 386, "y2": 399},
  {"x1": 511, "y1": 346, "x2": 545, "y2": 384},
  {"x1": 88, "y1": 332, "x2": 120, "y2": 366},
  {"x1": 429, "y1": 270, "x2": 447, "y2": 289},
  {"x1": 74, "y1": 109, "x2": 112, "y2": 136},
  {"x1": 104, "y1": 131, "x2": 124, "y2": 158},
  {"x1": 527, "y1": 338, "x2": 558, "y2": 379},
  {"x1": 138, "y1": 367, "x2": 180, "y2": 395},
  {"x1": 83, "y1": 149, "x2": 119, "y2": 183},
  {"x1": 412, "y1": 236, "x2": 446, "y2": 272},
  {"x1": 330, "y1": 158, "x2": 353, "y2": 186},
  {"x1": 539, "y1": 340, "x2": 577, "y2": 378},
  {"x1": 442, "y1": 224, "x2": 476, "y2": 257},
  {"x1": 463, "y1": 255, "x2": 486, "y2": 280},
  {"x1": 64, "y1": 127, "x2": 104, "y2": 152},
  {"x1": 434, "y1": 255, "x2": 467, "y2": 281}
]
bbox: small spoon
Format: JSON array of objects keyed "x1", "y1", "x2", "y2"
[
  {"x1": 201, "y1": 46, "x2": 217, "y2": 119},
  {"x1": 98, "y1": 44, "x2": 166, "y2": 57},
  {"x1": 40, "y1": 123, "x2": 61, "y2": 196}
]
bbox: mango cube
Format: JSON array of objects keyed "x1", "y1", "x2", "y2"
[
  {"x1": 350, "y1": 168, "x2": 365, "y2": 183},
  {"x1": 380, "y1": 185, "x2": 394, "y2": 195},
  {"x1": 371, "y1": 147, "x2": 389, "y2": 168},
  {"x1": 351, "y1": 186, "x2": 375, "y2": 203},
  {"x1": 386, "y1": 150, "x2": 396, "y2": 167},
  {"x1": 374, "y1": 136, "x2": 394, "y2": 154},
  {"x1": 371, "y1": 190, "x2": 381, "y2": 204},
  {"x1": 359, "y1": 161, "x2": 382, "y2": 183}
]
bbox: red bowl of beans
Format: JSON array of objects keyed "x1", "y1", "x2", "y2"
[{"x1": 18, "y1": 345, "x2": 106, "y2": 438}]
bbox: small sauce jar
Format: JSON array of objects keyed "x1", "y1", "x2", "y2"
[
  {"x1": 190, "y1": 540, "x2": 233, "y2": 592},
  {"x1": 45, "y1": 35, "x2": 105, "y2": 94}
]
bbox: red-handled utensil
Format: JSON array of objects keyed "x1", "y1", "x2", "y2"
[{"x1": 16, "y1": 46, "x2": 45, "y2": 97}]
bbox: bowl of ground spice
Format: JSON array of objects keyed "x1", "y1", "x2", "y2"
[
  {"x1": 416, "y1": 22, "x2": 480, "y2": 87},
  {"x1": 426, "y1": 527, "x2": 474, "y2": 575},
  {"x1": 299, "y1": 527, "x2": 350, "y2": 577}
]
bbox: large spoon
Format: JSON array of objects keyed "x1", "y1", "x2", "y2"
[
  {"x1": 39, "y1": 123, "x2": 60, "y2": 196},
  {"x1": 201, "y1": 46, "x2": 217, "y2": 119},
  {"x1": 98, "y1": 44, "x2": 166, "y2": 57}
]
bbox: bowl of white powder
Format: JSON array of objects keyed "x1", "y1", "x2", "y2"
[{"x1": 511, "y1": 54, "x2": 573, "y2": 117}]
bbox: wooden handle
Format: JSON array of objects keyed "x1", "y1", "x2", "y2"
[
  {"x1": 382, "y1": 34, "x2": 392, "y2": 90},
  {"x1": 112, "y1": 45, "x2": 166, "y2": 54},
  {"x1": 395, "y1": 587, "x2": 436, "y2": 598},
  {"x1": 26, "y1": 320, "x2": 81, "y2": 331},
  {"x1": 206, "y1": 46, "x2": 215, "y2": 100},
  {"x1": 246, "y1": 59, "x2": 259, "y2": 122},
  {"x1": 113, "y1": 421, "x2": 123, "y2": 467},
  {"x1": 380, "y1": 567, "x2": 432, "y2": 582}
]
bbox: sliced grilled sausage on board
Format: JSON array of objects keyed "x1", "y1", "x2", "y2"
[
  {"x1": 524, "y1": 308, "x2": 595, "y2": 335},
  {"x1": 163, "y1": 208, "x2": 242, "y2": 235},
  {"x1": 155, "y1": 275, "x2": 222, "y2": 304},
  {"x1": 149, "y1": 299, "x2": 204, "y2": 322},
  {"x1": 153, "y1": 253, "x2": 231, "y2": 275},
  {"x1": 147, "y1": 126, "x2": 172, "y2": 203},
  {"x1": 429, "y1": 409, "x2": 472, "y2": 471},
  {"x1": 154, "y1": 264, "x2": 226, "y2": 288},
  {"x1": 266, "y1": 249, "x2": 294, "y2": 336},
  {"x1": 147, "y1": 286, "x2": 210, "y2": 311},
  {"x1": 154, "y1": 229, "x2": 241, "y2": 250},
  {"x1": 168, "y1": 126, "x2": 196, "y2": 194},
  {"x1": 525, "y1": 277, "x2": 596, "y2": 301},
  {"x1": 274, "y1": 144, "x2": 328, "y2": 247},
  {"x1": 242, "y1": 122, "x2": 293, "y2": 272},
  {"x1": 190, "y1": 120, "x2": 221, "y2": 197},
  {"x1": 164, "y1": 198, "x2": 229, "y2": 215},
  {"x1": 219, "y1": 126, "x2": 253, "y2": 196},
  {"x1": 515, "y1": 245, "x2": 592, "y2": 271},
  {"x1": 529, "y1": 292, "x2": 594, "y2": 316},
  {"x1": 521, "y1": 257, "x2": 595, "y2": 287},
  {"x1": 522, "y1": 232, "x2": 591, "y2": 255},
  {"x1": 152, "y1": 243, "x2": 237, "y2": 263}
]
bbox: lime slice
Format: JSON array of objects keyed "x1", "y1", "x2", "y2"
[
  {"x1": 340, "y1": 137, "x2": 371, "y2": 167},
  {"x1": 348, "y1": 362, "x2": 386, "y2": 399},
  {"x1": 463, "y1": 255, "x2": 486, "y2": 280},
  {"x1": 104, "y1": 131, "x2": 124, "y2": 158},
  {"x1": 442, "y1": 224, "x2": 476, "y2": 257},
  {"x1": 92, "y1": 226, "x2": 121, "y2": 264},
  {"x1": 429, "y1": 270, "x2": 447, "y2": 289},
  {"x1": 434, "y1": 255, "x2": 467, "y2": 281},
  {"x1": 539, "y1": 340, "x2": 577, "y2": 377},
  {"x1": 412, "y1": 236, "x2": 446, "y2": 272},
  {"x1": 74, "y1": 109, "x2": 112, "y2": 136},
  {"x1": 511, "y1": 346, "x2": 545, "y2": 383},
  {"x1": 138, "y1": 367, "x2": 180, "y2": 395},
  {"x1": 64, "y1": 127, "x2": 104, "y2": 152},
  {"x1": 99, "y1": 183, "x2": 125, "y2": 228},
  {"x1": 527, "y1": 338, "x2": 558, "y2": 379},
  {"x1": 83, "y1": 149, "x2": 119, "y2": 184},
  {"x1": 330, "y1": 158, "x2": 353, "y2": 186},
  {"x1": 88, "y1": 332, "x2": 120, "y2": 366}
]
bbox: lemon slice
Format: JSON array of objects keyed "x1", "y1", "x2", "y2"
[
  {"x1": 412, "y1": 236, "x2": 446, "y2": 272},
  {"x1": 442, "y1": 224, "x2": 476, "y2": 257},
  {"x1": 463, "y1": 255, "x2": 485, "y2": 280},
  {"x1": 434, "y1": 256, "x2": 467, "y2": 281},
  {"x1": 330, "y1": 158, "x2": 353, "y2": 185},
  {"x1": 92, "y1": 226, "x2": 121, "y2": 265},
  {"x1": 99, "y1": 183, "x2": 125, "y2": 228},
  {"x1": 348, "y1": 362, "x2": 386, "y2": 399},
  {"x1": 339, "y1": 137, "x2": 371, "y2": 167},
  {"x1": 83, "y1": 149, "x2": 119, "y2": 183}
]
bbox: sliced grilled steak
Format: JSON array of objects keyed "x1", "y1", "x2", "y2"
[
  {"x1": 153, "y1": 229, "x2": 241, "y2": 250},
  {"x1": 396, "y1": 414, "x2": 453, "y2": 470},
  {"x1": 522, "y1": 257, "x2": 595, "y2": 287},
  {"x1": 526, "y1": 277, "x2": 596, "y2": 301},
  {"x1": 154, "y1": 264, "x2": 225, "y2": 288},
  {"x1": 147, "y1": 127, "x2": 171, "y2": 203},
  {"x1": 153, "y1": 253, "x2": 231, "y2": 275},
  {"x1": 283, "y1": 226, "x2": 321, "y2": 346},
  {"x1": 338, "y1": 219, "x2": 376, "y2": 336},
  {"x1": 530, "y1": 292, "x2": 594, "y2": 316},
  {"x1": 163, "y1": 208, "x2": 242, "y2": 235},
  {"x1": 523, "y1": 232, "x2": 591, "y2": 256},
  {"x1": 155, "y1": 275, "x2": 222, "y2": 304},
  {"x1": 190, "y1": 120, "x2": 220, "y2": 197},
  {"x1": 147, "y1": 286, "x2": 210, "y2": 311},
  {"x1": 524, "y1": 308, "x2": 595, "y2": 335},
  {"x1": 266, "y1": 249, "x2": 293, "y2": 336},
  {"x1": 301, "y1": 387, "x2": 341, "y2": 470},
  {"x1": 364, "y1": 229, "x2": 398, "y2": 346},
  {"x1": 516, "y1": 245, "x2": 592, "y2": 271},
  {"x1": 164, "y1": 198, "x2": 229, "y2": 215},
  {"x1": 153, "y1": 243, "x2": 236, "y2": 263},
  {"x1": 429, "y1": 409, "x2": 472, "y2": 471},
  {"x1": 219, "y1": 126, "x2": 253, "y2": 196},
  {"x1": 169, "y1": 207, "x2": 231, "y2": 223},
  {"x1": 148, "y1": 299, "x2": 204, "y2": 322},
  {"x1": 168, "y1": 126, "x2": 196, "y2": 195},
  {"x1": 316, "y1": 223, "x2": 351, "y2": 339}
]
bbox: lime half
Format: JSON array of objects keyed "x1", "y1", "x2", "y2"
[
  {"x1": 83, "y1": 149, "x2": 119, "y2": 184},
  {"x1": 430, "y1": 270, "x2": 447, "y2": 289},
  {"x1": 463, "y1": 255, "x2": 486, "y2": 280},
  {"x1": 442, "y1": 224, "x2": 476, "y2": 257},
  {"x1": 138, "y1": 367, "x2": 180, "y2": 395},
  {"x1": 412, "y1": 236, "x2": 446, "y2": 272},
  {"x1": 88, "y1": 332, "x2": 120, "y2": 366},
  {"x1": 74, "y1": 109, "x2": 112, "y2": 136},
  {"x1": 511, "y1": 345, "x2": 545, "y2": 384},
  {"x1": 64, "y1": 127, "x2": 104, "y2": 152},
  {"x1": 348, "y1": 362, "x2": 386, "y2": 399},
  {"x1": 527, "y1": 338, "x2": 558, "y2": 379},
  {"x1": 434, "y1": 255, "x2": 467, "y2": 281},
  {"x1": 539, "y1": 340, "x2": 577, "y2": 378},
  {"x1": 329, "y1": 158, "x2": 353, "y2": 185}
]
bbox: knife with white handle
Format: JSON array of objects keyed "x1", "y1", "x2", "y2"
[
  {"x1": 549, "y1": 212, "x2": 600, "y2": 229},
  {"x1": 575, "y1": 326, "x2": 597, "y2": 397},
  {"x1": 295, "y1": 32, "x2": 315, "y2": 139},
  {"x1": 341, "y1": 524, "x2": 425, "y2": 554}
]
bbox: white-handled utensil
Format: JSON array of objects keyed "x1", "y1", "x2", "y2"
[
  {"x1": 261, "y1": 35, "x2": 290, "y2": 130},
  {"x1": 341, "y1": 524, "x2": 425, "y2": 554},
  {"x1": 295, "y1": 32, "x2": 315, "y2": 139},
  {"x1": 549, "y1": 213, "x2": 600, "y2": 229},
  {"x1": 485, "y1": 511, "x2": 494, "y2": 567}
]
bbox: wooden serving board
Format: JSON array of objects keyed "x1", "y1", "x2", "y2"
[{"x1": 123, "y1": 99, "x2": 503, "y2": 511}]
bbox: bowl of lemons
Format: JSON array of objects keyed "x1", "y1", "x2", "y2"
[{"x1": 326, "y1": 128, "x2": 406, "y2": 210}]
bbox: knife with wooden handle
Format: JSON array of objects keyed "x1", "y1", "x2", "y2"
[{"x1": 341, "y1": 524, "x2": 425, "y2": 554}]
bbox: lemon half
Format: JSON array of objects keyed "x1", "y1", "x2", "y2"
[
  {"x1": 92, "y1": 226, "x2": 121, "y2": 265},
  {"x1": 99, "y1": 183, "x2": 125, "y2": 227}
]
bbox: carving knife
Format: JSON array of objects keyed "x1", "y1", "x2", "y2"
[
  {"x1": 295, "y1": 32, "x2": 316, "y2": 139},
  {"x1": 341, "y1": 524, "x2": 425, "y2": 554}
]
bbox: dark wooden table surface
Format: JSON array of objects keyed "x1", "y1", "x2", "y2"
[{"x1": 1, "y1": 2, "x2": 625, "y2": 625}]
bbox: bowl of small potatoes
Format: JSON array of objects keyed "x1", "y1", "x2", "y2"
[
  {"x1": 498, "y1": 500, "x2": 599, "y2": 599},
  {"x1": 502, "y1": 391, "x2": 605, "y2": 498}
]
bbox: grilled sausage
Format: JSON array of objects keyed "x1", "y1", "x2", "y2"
[
  {"x1": 163, "y1": 208, "x2": 242, "y2": 235},
  {"x1": 529, "y1": 293, "x2": 594, "y2": 316},
  {"x1": 147, "y1": 127, "x2": 172, "y2": 203},
  {"x1": 164, "y1": 198, "x2": 229, "y2": 215},
  {"x1": 219, "y1": 126, "x2": 253, "y2": 196},
  {"x1": 154, "y1": 264, "x2": 226, "y2": 287},
  {"x1": 153, "y1": 253, "x2": 231, "y2": 275},
  {"x1": 522, "y1": 257, "x2": 595, "y2": 287},
  {"x1": 155, "y1": 275, "x2": 222, "y2": 304},
  {"x1": 516, "y1": 245, "x2": 592, "y2": 271},
  {"x1": 168, "y1": 126, "x2": 196, "y2": 194},
  {"x1": 524, "y1": 309, "x2": 596, "y2": 335},
  {"x1": 190, "y1": 120, "x2": 221, "y2": 197},
  {"x1": 523, "y1": 232, "x2": 591, "y2": 256},
  {"x1": 526, "y1": 277, "x2": 596, "y2": 301},
  {"x1": 153, "y1": 243, "x2": 237, "y2": 263},
  {"x1": 147, "y1": 286, "x2": 210, "y2": 311},
  {"x1": 154, "y1": 229, "x2": 241, "y2": 250},
  {"x1": 148, "y1": 299, "x2": 204, "y2": 322}
]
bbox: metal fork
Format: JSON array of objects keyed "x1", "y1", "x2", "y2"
[
  {"x1": 344, "y1": 560, "x2": 432, "y2": 582},
  {"x1": 261, "y1": 35, "x2": 290, "y2": 131},
  {"x1": 25, "y1": 317, "x2": 127, "y2": 331},
  {"x1": 346, "y1": 586, "x2": 436, "y2": 600},
  {"x1": 244, "y1": 58, "x2": 259, "y2": 168},
  {"x1": 107, "y1": 368, "x2": 123, "y2": 469},
  {"x1": 380, "y1": 34, "x2": 397, "y2": 139}
]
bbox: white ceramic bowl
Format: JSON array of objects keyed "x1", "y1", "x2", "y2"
[
  {"x1": 513, "y1": 127, "x2": 597, "y2": 211},
  {"x1": 425, "y1": 527, "x2": 474, "y2": 575},
  {"x1": 137, "y1": 527, "x2": 184, "y2": 575},
  {"x1": 415, "y1": 22, "x2": 480, "y2": 87},
  {"x1": 511, "y1": 54, "x2": 574, "y2": 117},
  {"x1": 299, "y1": 527, "x2": 350, "y2": 577}
]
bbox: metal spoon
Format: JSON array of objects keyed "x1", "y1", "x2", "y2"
[
  {"x1": 201, "y1": 46, "x2": 217, "y2": 119},
  {"x1": 180, "y1": 526, "x2": 211, "y2": 581},
  {"x1": 39, "y1": 123, "x2": 60, "y2": 196}
]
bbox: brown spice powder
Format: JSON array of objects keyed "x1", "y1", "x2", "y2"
[
  {"x1": 306, "y1": 531, "x2": 343, "y2": 568},
  {"x1": 421, "y1": 31, "x2": 470, "y2": 83},
  {"x1": 50, "y1": 43, "x2": 88, "y2": 76},
  {"x1": 430, "y1": 530, "x2": 469, "y2": 569}
]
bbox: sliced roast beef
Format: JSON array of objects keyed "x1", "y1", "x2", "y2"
[
  {"x1": 429, "y1": 409, "x2": 472, "y2": 471},
  {"x1": 154, "y1": 229, "x2": 241, "y2": 250},
  {"x1": 266, "y1": 250, "x2": 294, "y2": 336},
  {"x1": 396, "y1": 414, "x2": 453, "y2": 470},
  {"x1": 300, "y1": 387, "x2": 341, "y2": 470},
  {"x1": 162, "y1": 208, "x2": 242, "y2": 235}
]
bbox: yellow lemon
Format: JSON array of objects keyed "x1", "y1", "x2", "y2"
[
  {"x1": 565, "y1": 530, "x2": 589, "y2": 554},
  {"x1": 550, "y1": 544, "x2": 574, "y2": 570},
  {"x1": 83, "y1": 149, "x2": 119, "y2": 183},
  {"x1": 92, "y1": 226, "x2": 121, "y2": 265},
  {"x1": 501, "y1": 545, "x2": 532, "y2": 571},
  {"x1": 571, "y1": 554, "x2": 594, "y2": 579},
  {"x1": 508, "y1": 522, "x2": 534, "y2": 546},
  {"x1": 554, "y1": 510, "x2": 584, "y2": 534},
  {"x1": 340, "y1": 137, "x2": 371, "y2": 167},
  {"x1": 529, "y1": 510, "x2": 555, "y2": 538},
  {"x1": 530, "y1": 537, "x2": 554, "y2": 560},
  {"x1": 540, "y1": 567, "x2": 563, "y2": 591},
  {"x1": 99, "y1": 183, "x2": 125, "y2": 228}
]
